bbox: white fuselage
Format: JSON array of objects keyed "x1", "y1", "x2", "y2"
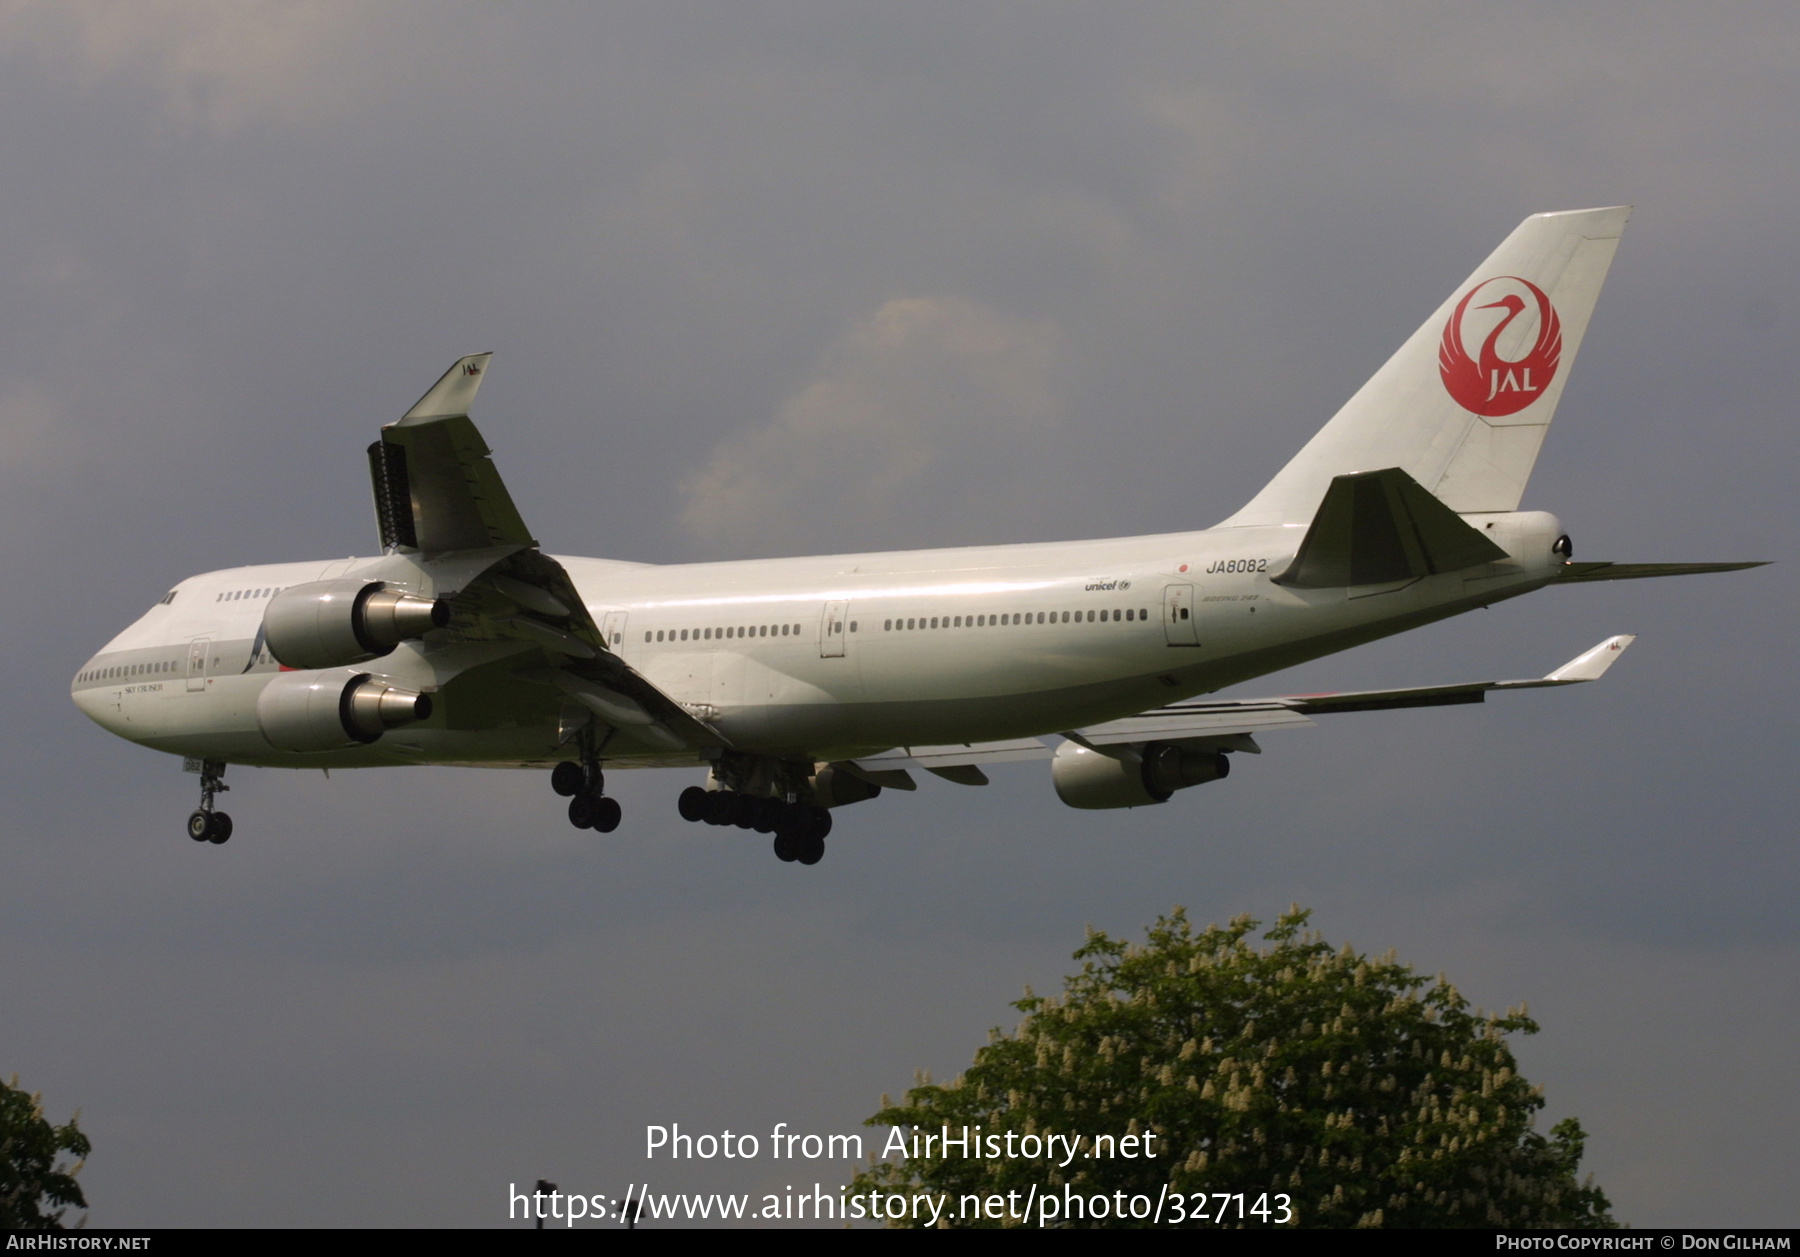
[{"x1": 72, "y1": 510, "x2": 1565, "y2": 772}]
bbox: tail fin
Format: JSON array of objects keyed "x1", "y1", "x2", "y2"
[{"x1": 1222, "y1": 207, "x2": 1630, "y2": 528}]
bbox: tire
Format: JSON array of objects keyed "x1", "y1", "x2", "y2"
[
  {"x1": 797, "y1": 833, "x2": 824, "y2": 865},
  {"x1": 677, "y1": 785, "x2": 709, "y2": 822},
  {"x1": 568, "y1": 795, "x2": 595, "y2": 829},
  {"x1": 208, "y1": 812, "x2": 233, "y2": 845},
  {"x1": 704, "y1": 791, "x2": 735, "y2": 826},
  {"x1": 592, "y1": 796, "x2": 622, "y2": 833},
  {"x1": 187, "y1": 810, "x2": 212, "y2": 842},
  {"x1": 731, "y1": 793, "x2": 758, "y2": 829},
  {"x1": 810, "y1": 805, "x2": 833, "y2": 840},
  {"x1": 772, "y1": 830, "x2": 800, "y2": 862},
  {"x1": 551, "y1": 762, "x2": 586, "y2": 797},
  {"x1": 751, "y1": 798, "x2": 778, "y2": 834}
]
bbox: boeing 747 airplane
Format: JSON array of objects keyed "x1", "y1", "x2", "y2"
[{"x1": 71, "y1": 206, "x2": 1761, "y2": 864}]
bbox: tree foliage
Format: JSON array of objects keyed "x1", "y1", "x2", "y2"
[
  {"x1": 852, "y1": 907, "x2": 1614, "y2": 1228},
  {"x1": 0, "y1": 1075, "x2": 90, "y2": 1229}
]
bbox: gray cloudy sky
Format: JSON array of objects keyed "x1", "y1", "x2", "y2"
[{"x1": 3, "y1": 0, "x2": 1796, "y2": 1228}]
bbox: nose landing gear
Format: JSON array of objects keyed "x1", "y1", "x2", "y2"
[{"x1": 185, "y1": 758, "x2": 232, "y2": 845}]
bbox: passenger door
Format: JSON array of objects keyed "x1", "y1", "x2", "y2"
[
  {"x1": 600, "y1": 611, "x2": 629, "y2": 655},
  {"x1": 186, "y1": 638, "x2": 212, "y2": 692},
  {"x1": 820, "y1": 600, "x2": 848, "y2": 658},
  {"x1": 1162, "y1": 584, "x2": 1199, "y2": 647}
]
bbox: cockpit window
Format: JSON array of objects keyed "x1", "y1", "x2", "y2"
[{"x1": 159, "y1": 590, "x2": 178, "y2": 606}]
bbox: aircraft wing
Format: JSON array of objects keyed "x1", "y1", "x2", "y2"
[
  {"x1": 437, "y1": 547, "x2": 729, "y2": 754},
  {"x1": 1267, "y1": 633, "x2": 1635, "y2": 713},
  {"x1": 850, "y1": 636, "x2": 1636, "y2": 775},
  {"x1": 370, "y1": 353, "x2": 537, "y2": 554},
  {"x1": 1078, "y1": 634, "x2": 1635, "y2": 741},
  {"x1": 369, "y1": 355, "x2": 728, "y2": 755}
]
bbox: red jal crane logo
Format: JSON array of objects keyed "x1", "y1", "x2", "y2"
[{"x1": 1438, "y1": 276, "x2": 1562, "y2": 417}]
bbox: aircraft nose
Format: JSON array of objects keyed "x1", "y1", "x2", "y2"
[
  {"x1": 71, "y1": 656, "x2": 134, "y2": 736},
  {"x1": 72, "y1": 678, "x2": 120, "y2": 731}
]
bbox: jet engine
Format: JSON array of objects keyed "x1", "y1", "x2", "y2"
[
  {"x1": 262, "y1": 580, "x2": 449, "y2": 670},
  {"x1": 255, "y1": 667, "x2": 434, "y2": 752},
  {"x1": 1052, "y1": 740, "x2": 1228, "y2": 810}
]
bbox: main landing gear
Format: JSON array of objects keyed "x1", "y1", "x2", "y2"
[
  {"x1": 552, "y1": 755, "x2": 621, "y2": 833},
  {"x1": 185, "y1": 758, "x2": 232, "y2": 845},
  {"x1": 676, "y1": 785, "x2": 831, "y2": 865}
]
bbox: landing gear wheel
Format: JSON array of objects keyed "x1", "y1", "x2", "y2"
[
  {"x1": 797, "y1": 832, "x2": 824, "y2": 865},
  {"x1": 807, "y1": 805, "x2": 833, "y2": 840},
  {"x1": 551, "y1": 762, "x2": 586, "y2": 797},
  {"x1": 568, "y1": 795, "x2": 596, "y2": 829},
  {"x1": 731, "y1": 793, "x2": 758, "y2": 829},
  {"x1": 704, "y1": 791, "x2": 735, "y2": 826},
  {"x1": 772, "y1": 830, "x2": 800, "y2": 862},
  {"x1": 187, "y1": 759, "x2": 231, "y2": 846},
  {"x1": 677, "y1": 785, "x2": 709, "y2": 822},
  {"x1": 591, "y1": 796, "x2": 622, "y2": 833},
  {"x1": 751, "y1": 798, "x2": 778, "y2": 834}
]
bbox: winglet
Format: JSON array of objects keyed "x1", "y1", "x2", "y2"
[
  {"x1": 399, "y1": 353, "x2": 494, "y2": 425},
  {"x1": 1543, "y1": 634, "x2": 1635, "y2": 683}
]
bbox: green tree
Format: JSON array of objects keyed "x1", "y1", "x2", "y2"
[
  {"x1": 852, "y1": 907, "x2": 1614, "y2": 1228},
  {"x1": 0, "y1": 1075, "x2": 90, "y2": 1229}
]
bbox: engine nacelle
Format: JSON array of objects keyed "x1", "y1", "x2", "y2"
[
  {"x1": 263, "y1": 580, "x2": 449, "y2": 670},
  {"x1": 811, "y1": 765, "x2": 883, "y2": 809},
  {"x1": 1052, "y1": 740, "x2": 1229, "y2": 810},
  {"x1": 256, "y1": 668, "x2": 433, "y2": 752}
]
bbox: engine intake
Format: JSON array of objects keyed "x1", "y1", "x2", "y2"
[
  {"x1": 1052, "y1": 740, "x2": 1229, "y2": 810},
  {"x1": 256, "y1": 667, "x2": 434, "y2": 752},
  {"x1": 263, "y1": 580, "x2": 449, "y2": 670}
]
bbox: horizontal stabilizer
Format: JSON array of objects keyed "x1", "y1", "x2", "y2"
[
  {"x1": 1275, "y1": 467, "x2": 1508, "y2": 588},
  {"x1": 1553, "y1": 561, "x2": 1768, "y2": 584}
]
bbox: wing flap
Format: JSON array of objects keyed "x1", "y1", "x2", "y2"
[
  {"x1": 1075, "y1": 703, "x2": 1316, "y2": 744},
  {"x1": 852, "y1": 738, "x2": 1052, "y2": 773}
]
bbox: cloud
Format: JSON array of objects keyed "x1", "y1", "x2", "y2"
[
  {"x1": 0, "y1": 382, "x2": 67, "y2": 473},
  {"x1": 0, "y1": 0, "x2": 420, "y2": 136},
  {"x1": 677, "y1": 295, "x2": 1066, "y2": 557}
]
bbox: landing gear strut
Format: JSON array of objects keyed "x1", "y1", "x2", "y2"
[
  {"x1": 185, "y1": 758, "x2": 232, "y2": 845},
  {"x1": 556, "y1": 734, "x2": 621, "y2": 833}
]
